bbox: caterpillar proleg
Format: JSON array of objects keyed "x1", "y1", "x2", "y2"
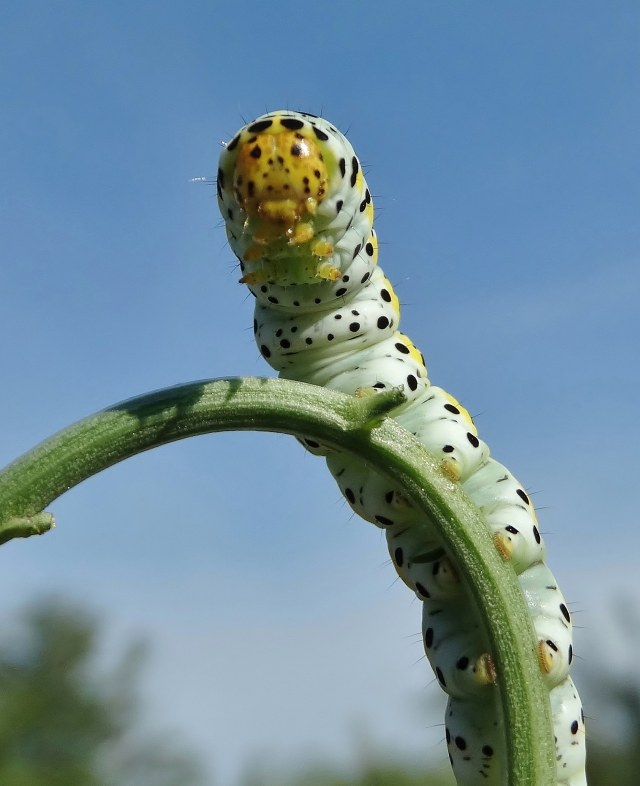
[{"x1": 217, "y1": 110, "x2": 587, "y2": 785}]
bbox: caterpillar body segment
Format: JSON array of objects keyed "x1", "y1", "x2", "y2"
[{"x1": 217, "y1": 110, "x2": 587, "y2": 785}]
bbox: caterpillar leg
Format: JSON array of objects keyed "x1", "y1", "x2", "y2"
[
  {"x1": 387, "y1": 526, "x2": 461, "y2": 599},
  {"x1": 396, "y1": 387, "x2": 489, "y2": 484},
  {"x1": 462, "y1": 459, "x2": 546, "y2": 571},
  {"x1": 422, "y1": 599, "x2": 496, "y2": 700},
  {"x1": 326, "y1": 452, "x2": 422, "y2": 530},
  {"x1": 519, "y1": 563, "x2": 574, "y2": 687},
  {"x1": 445, "y1": 695, "x2": 502, "y2": 785},
  {"x1": 551, "y1": 677, "x2": 587, "y2": 786},
  {"x1": 446, "y1": 676, "x2": 586, "y2": 786}
]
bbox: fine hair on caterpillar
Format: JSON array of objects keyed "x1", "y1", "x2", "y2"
[{"x1": 217, "y1": 109, "x2": 587, "y2": 786}]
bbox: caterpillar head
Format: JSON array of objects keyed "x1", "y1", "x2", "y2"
[
  {"x1": 233, "y1": 126, "x2": 329, "y2": 245},
  {"x1": 218, "y1": 111, "x2": 373, "y2": 288}
]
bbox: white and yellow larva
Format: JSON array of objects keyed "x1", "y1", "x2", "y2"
[{"x1": 217, "y1": 110, "x2": 587, "y2": 785}]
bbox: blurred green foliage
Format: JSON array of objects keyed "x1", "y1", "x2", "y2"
[
  {"x1": 0, "y1": 600, "x2": 205, "y2": 786},
  {"x1": 580, "y1": 598, "x2": 640, "y2": 786},
  {"x1": 248, "y1": 763, "x2": 455, "y2": 786},
  {"x1": 0, "y1": 598, "x2": 636, "y2": 785}
]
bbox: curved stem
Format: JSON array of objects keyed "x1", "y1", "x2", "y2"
[{"x1": 0, "y1": 376, "x2": 555, "y2": 785}]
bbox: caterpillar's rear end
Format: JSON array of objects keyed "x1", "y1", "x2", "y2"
[{"x1": 217, "y1": 110, "x2": 587, "y2": 785}]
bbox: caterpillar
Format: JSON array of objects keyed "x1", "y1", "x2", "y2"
[{"x1": 216, "y1": 110, "x2": 587, "y2": 785}]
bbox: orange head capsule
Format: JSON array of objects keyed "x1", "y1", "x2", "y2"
[{"x1": 233, "y1": 130, "x2": 328, "y2": 241}]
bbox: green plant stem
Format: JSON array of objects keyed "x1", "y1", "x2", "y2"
[{"x1": 0, "y1": 376, "x2": 555, "y2": 785}]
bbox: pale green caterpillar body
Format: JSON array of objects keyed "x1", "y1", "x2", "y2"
[{"x1": 216, "y1": 110, "x2": 587, "y2": 785}]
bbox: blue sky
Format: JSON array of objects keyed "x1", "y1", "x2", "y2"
[{"x1": 1, "y1": 2, "x2": 639, "y2": 783}]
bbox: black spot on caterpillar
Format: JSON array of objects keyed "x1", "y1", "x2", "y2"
[{"x1": 217, "y1": 110, "x2": 586, "y2": 786}]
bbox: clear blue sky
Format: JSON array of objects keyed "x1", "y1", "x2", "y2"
[{"x1": 1, "y1": 3, "x2": 639, "y2": 783}]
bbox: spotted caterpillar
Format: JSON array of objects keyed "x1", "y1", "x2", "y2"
[{"x1": 216, "y1": 110, "x2": 587, "y2": 785}]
